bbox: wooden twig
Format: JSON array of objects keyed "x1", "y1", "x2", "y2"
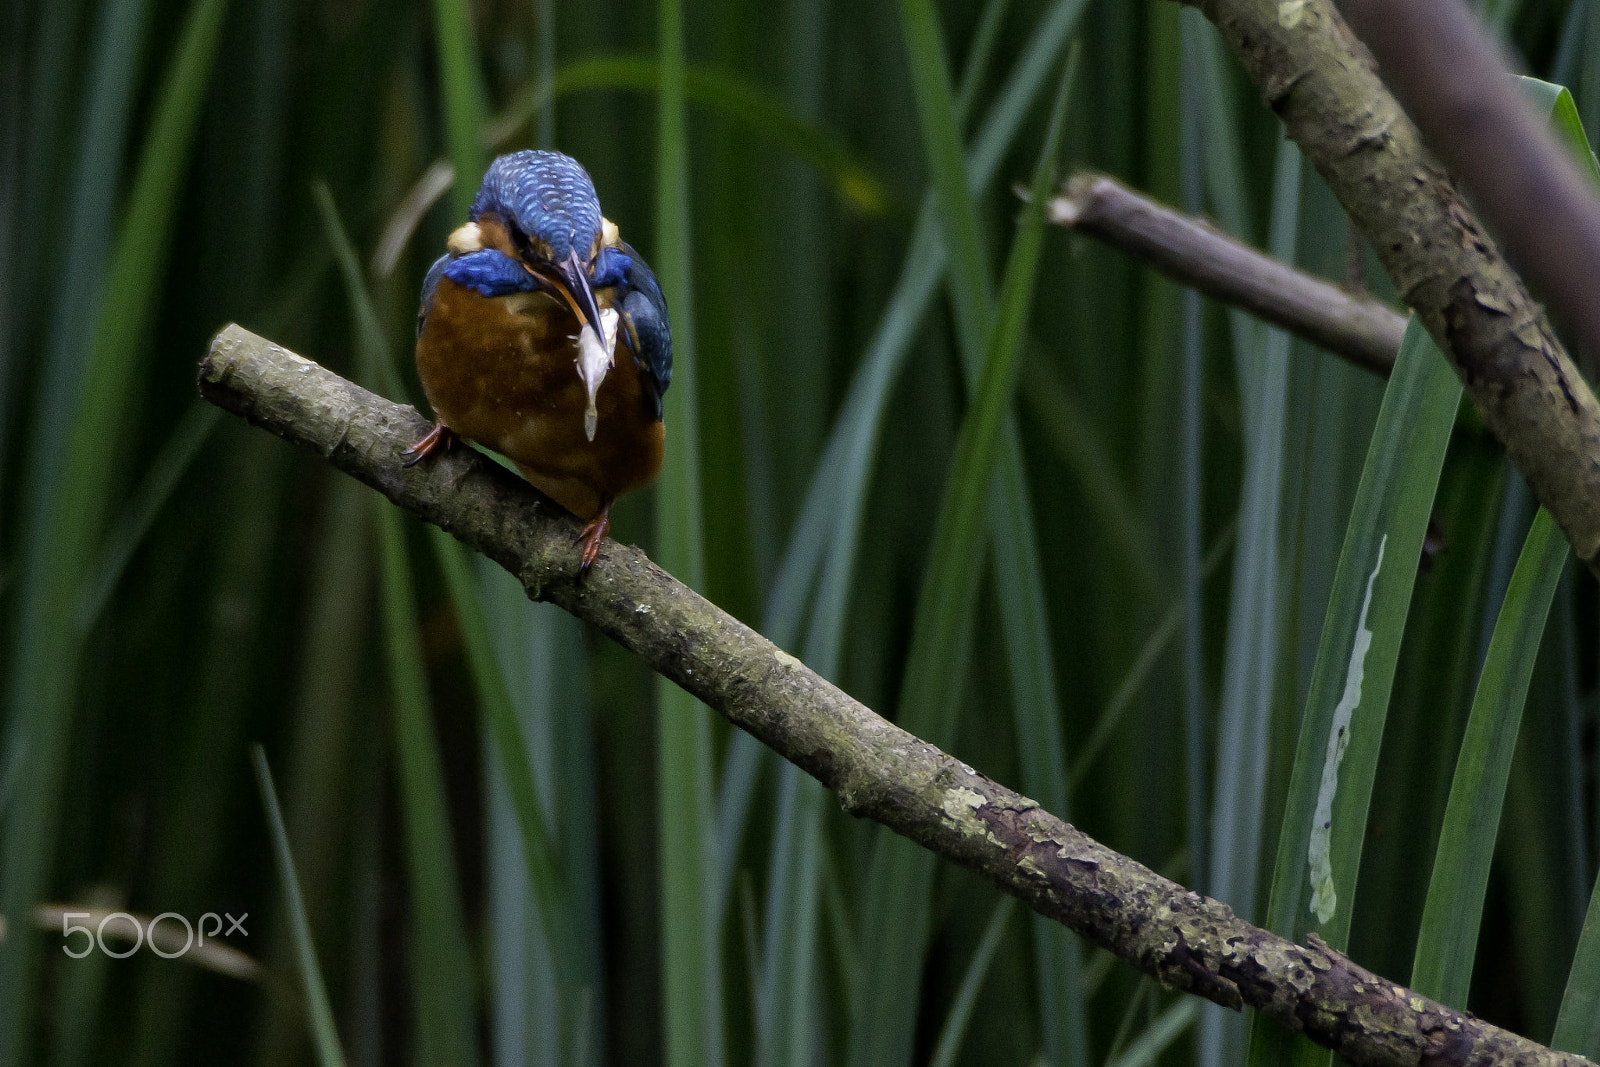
[
  {"x1": 199, "y1": 322, "x2": 1591, "y2": 1067},
  {"x1": 1046, "y1": 172, "x2": 1405, "y2": 376}
]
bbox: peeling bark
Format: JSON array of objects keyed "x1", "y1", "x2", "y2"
[
  {"x1": 1186, "y1": 0, "x2": 1600, "y2": 577},
  {"x1": 199, "y1": 323, "x2": 1593, "y2": 1067}
]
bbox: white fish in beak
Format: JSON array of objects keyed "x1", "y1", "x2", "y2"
[{"x1": 575, "y1": 306, "x2": 620, "y2": 442}]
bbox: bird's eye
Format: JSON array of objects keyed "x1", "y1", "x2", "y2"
[{"x1": 508, "y1": 224, "x2": 536, "y2": 259}]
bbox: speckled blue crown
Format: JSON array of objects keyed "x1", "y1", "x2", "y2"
[{"x1": 469, "y1": 150, "x2": 602, "y2": 264}]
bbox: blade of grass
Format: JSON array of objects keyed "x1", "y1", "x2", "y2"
[
  {"x1": 0, "y1": 0, "x2": 230, "y2": 1057},
  {"x1": 74, "y1": 402, "x2": 220, "y2": 630},
  {"x1": 1192, "y1": 23, "x2": 1252, "y2": 239},
  {"x1": 927, "y1": 896, "x2": 1016, "y2": 1067},
  {"x1": 755, "y1": 0, "x2": 837, "y2": 569},
  {"x1": 758, "y1": 0, "x2": 1087, "y2": 668},
  {"x1": 1482, "y1": 0, "x2": 1530, "y2": 38},
  {"x1": 1105, "y1": 1000, "x2": 1201, "y2": 1067},
  {"x1": 852, "y1": 16, "x2": 1091, "y2": 1067},
  {"x1": 1503, "y1": 731, "x2": 1572, "y2": 1039},
  {"x1": 374, "y1": 502, "x2": 482, "y2": 1067},
  {"x1": 751, "y1": 4, "x2": 1021, "y2": 1062},
  {"x1": 1517, "y1": 79, "x2": 1600, "y2": 188},
  {"x1": 1578, "y1": 2, "x2": 1600, "y2": 143},
  {"x1": 754, "y1": 762, "x2": 826, "y2": 1067},
  {"x1": 1410, "y1": 508, "x2": 1567, "y2": 1007},
  {"x1": 429, "y1": 0, "x2": 488, "y2": 219},
  {"x1": 1, "y1": 0, "x2": 94, "y2": 508},
  {"x1": 819, "y1": 839, "x2": 862, "y2": 1010},
  {"x1": 125, "y1": 428, "x2": 285, "y2": 1067},
  {"x1": 1103, "y1": 978, "x2": 1156, "y2": 1065},
  {"x1": 1179, "y1": 2, "x2": 1209, "y2": 902},
  {"x1": 989, "y1": 442, "x2": 1088, "y2": 1067},
  {"x1": 252, "y1": 745, "x2": 349, "y2": 1067},
  {"x1": 249, "y1": 474, "x2": 372, "y2": 1067},
  {"x1": 478, "y1": 558, "x2": 606, "y2": 1067},
  {"x1": 847, "y1": 42, "x2": 1076, "y2": 1067},
  {"x1": 654, "y1": 1, "x2": 724, "y2": 1065},
  {"x1": 1019, "y1": 357, "x2": 1151, "y2": 593},
  {"x1": 314, "y1": 182, "x2": 480, "y2": 1067},
  {"x1": 430, "y1": 529, "x2": 600, "y2": 1057},
  {"x1": 1165, "y1": 52, "x2": 1269, "y2": 956},
  {"x1": 21, "y1": 0, "x2": 149, "y2": 538},
  {"x1": 897, "y1": 0, "x2": 994, "y2": 350},
  {"x1": 1523, "y1": 71, "x2": 1600, "y2": 1054},
  {"x1": 532, "y1": 0, "x2": 554, "y2": 146},
  {"x1": 1193, "y1": 21, "x2": 1269, "y2": 414},
  {"x1": 488, "y1": 58, "x2": 888, "y2": 214},
  {"x1": 1200, "y1": 135, "x2": 1300, "y2": 1067},
  {"x1": 346, "y1": 747, "x2": 389, "y2": 1067},
  {"x1": 1550, "y1": 0, "x2": 1590, "y2": 90},
  {"x1": 723, "y1": 9, "x2": 1087, "y2": 930},
  {"x1": 953, "y1": 0, "x2": 1011, "y2": 123},
  {"x1": 1555, "y1": 861, "x2": 1600, "y2": 1055},
  {"x1": 49, "y1": 887, "x2": 120, "y2": 1067},
  {"x1": 0, "y1": 739, "x2": 19, "y2": 822},
  {"x1": 376, "y1": 57, "x2": 892, "y2": 278},
  {"x1": 1068, "y1": 524, "x2": 1238, "y2": 790},
  {"x1": 1246, "y1": 318, "x2": 1463, "y2": 1067},
  {"x1": 1408, "y1": 77, "x2": 1595, "y2": 1016},
  {"x1": 1348, "y1": 440, "x2": 1506, "y2": 984}
]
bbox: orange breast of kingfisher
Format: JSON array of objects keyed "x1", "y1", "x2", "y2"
[{"x1": 414, "y1": 276, "x2": 666, "y2": 520}]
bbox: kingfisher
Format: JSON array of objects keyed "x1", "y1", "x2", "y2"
[{"x1": 406, "y1": 149, "x2": 672, "y2": 571}]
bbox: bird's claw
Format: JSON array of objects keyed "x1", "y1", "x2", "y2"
[
  {"x1": 577, "y1": 509, "x2": 611, "y2": 574},
  {"x1": 402, "y1": 422, "x2": 458, "y2": 467}
]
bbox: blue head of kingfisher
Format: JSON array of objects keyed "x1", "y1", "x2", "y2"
[{"x1": 407, "y1": 149, "x2": 673, "y2": 571}]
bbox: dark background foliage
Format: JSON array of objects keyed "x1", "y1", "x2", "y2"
[{"x1": 3, "y1": 0, "x2": 1598, "y2": 1064}]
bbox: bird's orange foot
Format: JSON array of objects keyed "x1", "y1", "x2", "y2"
[
  {"x1": 402, "y1": 422, "x2": 458, "y2": 467},
  {"x1": 577, "y1": 505, "x2": 612, "y2": 574}
]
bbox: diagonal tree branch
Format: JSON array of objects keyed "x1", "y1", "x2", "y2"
[
  {"x1": 199, "y1": 322, "x2": 1590, "y2": 1067},
  {"x1": 1184, "y1": 0, "x2": 1600, "y2": 578},
  {"x1": 1046, "y1": 172, "x2": 1405, "y2": 377},
  {"x1": 1337, "y1": 0, "x2": 1600, "y2": 376}
]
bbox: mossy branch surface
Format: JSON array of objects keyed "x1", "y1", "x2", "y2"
[
  {"x1": 198, "y1": 323, "x2": 1591, "y2": 1067},
  {"x1": 1186, "y1": 0, "x2": 1600, "y2": 576}
]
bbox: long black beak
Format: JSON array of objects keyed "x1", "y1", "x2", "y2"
[{"x1": 560, "y1": 250, "x2": 606, "y2": 341}]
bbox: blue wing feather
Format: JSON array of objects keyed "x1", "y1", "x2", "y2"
[
  {"x1": 613, "y1": 241, "x2": 672, "y2": 420},
  {"x1": 442, "y1": 249, "x2": 539, "y2": 298},
  {"x1": 417, "y1": 253, "x2": 450, "y2": 336},
  {"x1": 418, "y1": 249, "x2": 540, "y2": 336}
]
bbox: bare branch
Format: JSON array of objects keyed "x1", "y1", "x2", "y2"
[
  {"x1": 1187, "y1": 0, "x2": 1600, "y2": 578},
  {"x1": 199, "y1": 322, "x2": 1592, "y2": 1067},
  {"x1": 1047, "y1": 172, "x2": 1405, "y2": 376}
]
